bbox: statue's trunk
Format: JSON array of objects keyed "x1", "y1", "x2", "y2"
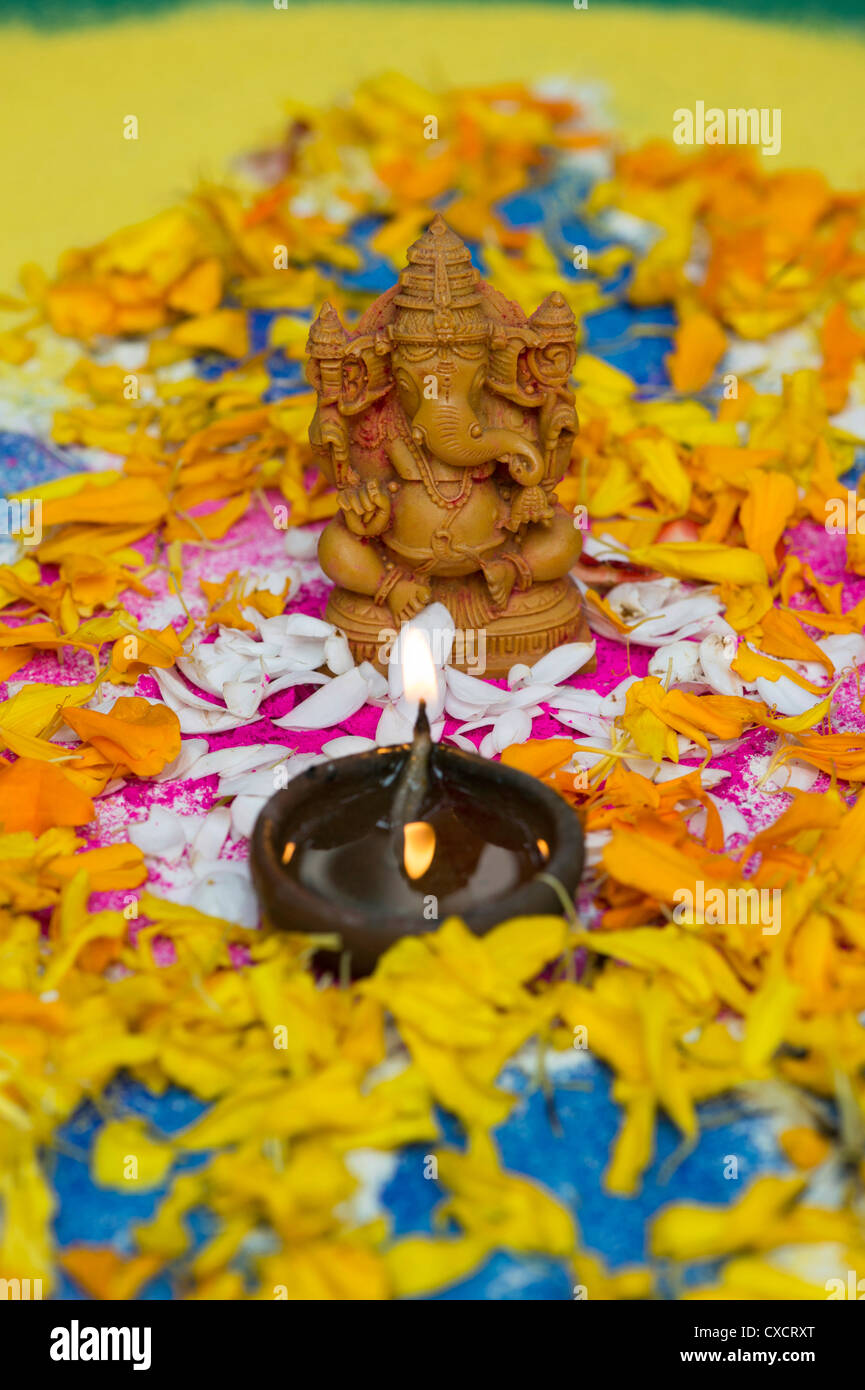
[{"x1": 412, "y1": 403, "x2": 544, "y2": 483}]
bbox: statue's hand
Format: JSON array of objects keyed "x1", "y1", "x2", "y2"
[
  {"x1": 503, "y1": 450, "x2": 545, "y2": 489},
  {"x1": 338, "y1": 479, "x2": 392, "y2": 537},
  {"x1": 503, "y1": 484, "x2": 555, "y2": 532},
  {"x1": 386, "y1": 575, "x2": 432, "y2": 623}
]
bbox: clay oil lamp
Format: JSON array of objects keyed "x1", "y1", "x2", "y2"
[{"x1": 251, "y1": 631, "x2": 584, "y2": 975}]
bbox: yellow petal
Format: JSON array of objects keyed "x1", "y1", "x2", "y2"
[{"x1": 92, "y1": 1119, "x2": 174, "y2": 1191}]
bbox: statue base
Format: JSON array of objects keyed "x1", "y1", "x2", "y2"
[{"x1": 326, "y1": 575, "x2": 594, "y2": 678}]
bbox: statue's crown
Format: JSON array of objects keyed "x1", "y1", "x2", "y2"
[
  {"x1": 392, "y1": 215, "x2": 487, "y2": 344},
  {"x1": 529, "y1": 290, "x2": 576, "y2": 340},
  {"x1": 307, "y1": 300, "x2": 348, "y2": 358}
]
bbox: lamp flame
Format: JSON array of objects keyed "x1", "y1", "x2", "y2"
[
  {"x1": 402, "y1": 627, "x2": 438, "y2": 706},
  {"x1": 403, "y1": 821, "x2": 436, "y2": 880}
]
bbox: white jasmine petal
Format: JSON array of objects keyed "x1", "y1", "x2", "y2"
[
  {"x1": 325, "y1": 631, "x2": 355, "y2": 675},
  {"x1": 184, "y1": 744, "x2": 280, "y2": 784},
  {"x1": 698, "y1": 634, "x2": 744, "y2": 696},
  {"x1": 129, "y1": 805, "x2": 187, "y2": 862},
  {"x1": 323, "y1": 736, "x2": 377, "y2": 757},
  {"x1": 530, "y1": 641, "x2": 595, "y2": 684},
  {"x1": 448, "y1": 732, "x2": 479, "y2": 753},
  {"x1": 223, "y1": 678, "x2": 268, "y2": 719},
  {"x1": 155, "y1": 666, "x2": 224, "y2": 712},
  {"x1": 486, "y1": 683, "x2": 556, "y2": 715},
  {"x1": 375, "y1": 704, "x2": 415, "y2": 746},
  {"x1": 507, "y1": 663, "x2": 532, "y2": 690},
  {"x1": 453, "y1": 716, "x2": 496, "y2": 735},
  {"x1": 550, "y1": 687, "x2": 606, "y2": 715},
  {"x1": 273, "y1": 667, "x2": 370, "y2": 730},
  {"x1": 155, "y1": 738, "x2": 210, "y2": 782},
  {"x1": 687, "y1": 795, "x2": 749, "y2": 843},
  {"x1": 584, "y1": 826, "x2": 612, "y2": 869},
  {"x1": 818, "y1": 632, "x2": 865, "y2": 672},
  {"x1": 190, "y1": 807, "x2": 231, "y2": 865},
  {"x1": 260, "y1": 613, "x2": 332, "y2": 642},
  {"x1": 358, "y1": 661, "x2": 389, "y2": 702},
  {"x1": 581, "y1": 533, "x2": 628, "y2": 563},
  {"x1": 283, "y1": 528, "x2": 320, "y2": 559},
  {"x1": 489, "y1": 707, "x2": 532, "y2": 752},
  {"x1": 553, "y1": 709, "x2": 612, "y2": 737},
  {"x1": 602, "y1": 675, "x2": 641, "y2": 711},
  {"x1": 177, "y1": 647, "x2": 249, "y2": 695},
  {"x1": 265, "y1": 671, "x2": 331, "y2": 698},
  {"x1": 763, "y1": 757, "x2": 819, "y2": 792},
  {"x1": 219, "y1": 767, "x2": 290, "y2": 798},
  {"x1": 755, "y1": 675, "x2": 824, "y2": 717},
  {"x1": 445, "y1": 666, "x2": 497, "y2": 707},
  {"x1": 257, "y1": 612, "x2": 333, "y2": 669},
  {"x1": 443, "y1": 694, "x2": 485, "y2": 721},
  {"x1": 182, "y1": 815, "x2": 207, "y2": 843},
  {"x1": 648, "y1": 640, "x2": 703, "y2": 687},
  {"x1": 194, "y1": 870, "x2": 258, "y2": 928},
  {"x1": 230, "y1": 795, "x2": 268, "y2": 840}
]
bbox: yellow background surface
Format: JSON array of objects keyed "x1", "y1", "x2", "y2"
[{"x1": 2, "y1": 3, "x2": 864, "y2": 292}]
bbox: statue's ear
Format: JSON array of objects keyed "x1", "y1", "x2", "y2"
[
  {"x1": 339, "y1": 336, "x2": 393, "y2": 415},
  {"x1": 487, "y1": 326, "x2": 541, "y2": 405},
  {"x1": 526, "y1": 338, "x2": 577, "y2": 389}
]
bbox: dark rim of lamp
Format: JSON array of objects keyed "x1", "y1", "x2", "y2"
[{"x1": 250, "y1": 742, "x2": 584, "y2": 975}]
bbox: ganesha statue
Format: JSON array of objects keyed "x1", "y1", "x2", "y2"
[{"x1": 305, "y1": 214, "x2": 592, "y2": 675}]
